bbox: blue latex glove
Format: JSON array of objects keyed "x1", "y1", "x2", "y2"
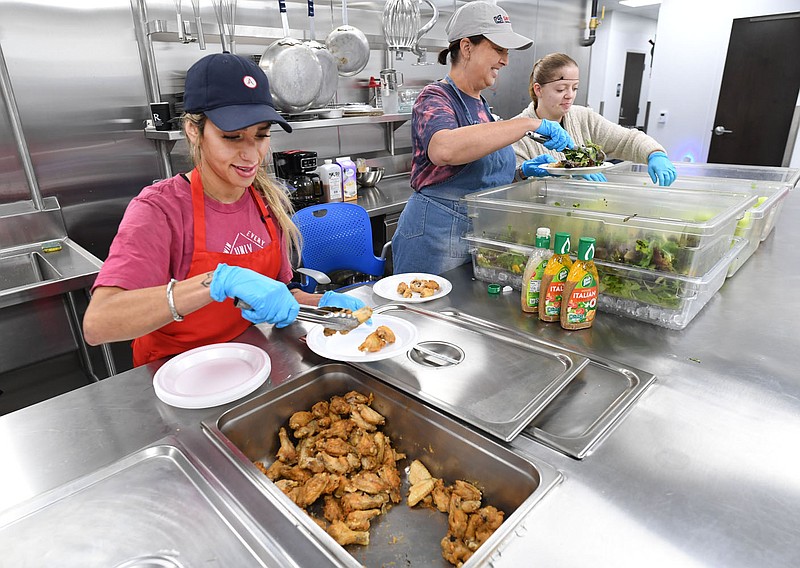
[
  {"x1": 318, "y1": 290, "x2": 366, "y2": 312},
  {"x1": 210, "y1": 263, "x2": 299, "y2": 327},
  {"x1": 520, "y1": 154, "x2": 556, "y2": 178},
  {"x1": 648, "y1": 151, "x2": 677, "y2": 186},
  {"x1": 580, "y1": 173, "x2": 607, "y2": 182},
  {"x1": 535, "y1": 119, "x2": 575, "y2": 151}
]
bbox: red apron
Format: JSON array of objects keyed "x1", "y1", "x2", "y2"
[{"x1": 132, "y1": 169, "x2": 282, "y2": 366}]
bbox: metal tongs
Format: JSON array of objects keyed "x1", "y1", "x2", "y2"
[
  {"x1": 234, "y1": 299, "x2": 361, "y2": 331},
  {"x1": 525, "y1": 131, "x2": 607, "y2": 161}
]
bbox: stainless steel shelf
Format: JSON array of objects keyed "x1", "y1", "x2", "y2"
[
  {"x1": 143, "y1": 113, "x2": 411, "y2": 139},
  {"x1": 146, "y1": 19, "x2": 447, "y2": 51},
  {"x1": 143, "y1": 128, "x2": 184, "y2": 141}
]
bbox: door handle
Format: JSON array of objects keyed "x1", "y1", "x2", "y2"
[{"x1": 713, "y1": 125, "x2": 733, "y2": 136}]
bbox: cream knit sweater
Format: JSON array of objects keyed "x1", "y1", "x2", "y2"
[{"x1": 511, "y1": 102, "x2": 665, "y2": 167}]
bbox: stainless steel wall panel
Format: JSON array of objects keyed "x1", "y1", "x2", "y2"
[
  {"x1": 485, "y1": 0, "x2": 592, "y2": 120},
  {"x1": 0, "y1": 1, "x2": 161, "y2": 259}
]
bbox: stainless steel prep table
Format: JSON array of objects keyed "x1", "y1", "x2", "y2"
[
  {"x1": 356, "y1": 173, "x2": 412, "y2": 217},
  {"x1": 2, "y1": 193, "x2": 799, "y2": 567}
]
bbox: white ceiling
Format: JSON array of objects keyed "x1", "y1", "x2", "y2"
[{"x1": 605, "y1": 1, "x2": 661, "y2": 21}]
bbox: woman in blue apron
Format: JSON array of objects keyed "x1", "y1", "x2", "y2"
[{"x1": 392, "y1": 1, "x2": 574, "y2": 275}]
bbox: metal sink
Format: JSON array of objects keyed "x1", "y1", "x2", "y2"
[
  {"x1": 0, "y1": 196, "x2": 103, "y2": 309},
  {"x1": 0, "y1": 239, "x2": 102, "y2": 308}
]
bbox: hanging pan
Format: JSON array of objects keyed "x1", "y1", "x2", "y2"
[
  {"x1": 304, "y1": 0, "x2": 338, "y2": 108},
  {"x1": 259, "y1": 0, "x2": 323, "y2": 114},
  {"x1": 325, "y1": 0, "x2": 370, "y2": 77}
]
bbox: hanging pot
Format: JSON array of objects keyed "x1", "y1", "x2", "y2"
[
  {"x1": 303, "y1": 0, "x2": 338, "y2": 108},
  {"x1": 325, "y1": 0, "x2": 370, "y2": 77},
  {"x1": 259, "y1": 0, "x2": 323, "y2": 114}
]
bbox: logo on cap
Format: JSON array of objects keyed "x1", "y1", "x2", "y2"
[
  {"x1": 493, "y1": 14, "x2": 510, "y2": 24},
  {"x1": 243, "y1": 75, "x2": 257, "y2": 89}
]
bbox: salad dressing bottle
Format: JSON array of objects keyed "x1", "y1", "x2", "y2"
[
  {"x1": 539, "y1": 232, "x2": 573, "y2": 322},
  {"x1": 561, "y1": 237, "x2": 600, "y2": 330},
  {"x1": 521, "y1": 227, "x2": 553, "y2": 314}
]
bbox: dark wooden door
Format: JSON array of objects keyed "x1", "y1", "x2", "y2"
[
  {"x1": 618, "y1": 52, "x2": 645, "y2": 127},
  {"x1": 708, "y1": 12, "x2": 800, "y2": 165}
]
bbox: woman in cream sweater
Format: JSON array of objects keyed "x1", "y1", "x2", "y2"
[{"x1": 512, "y1": 53, "x2": 677, "y2": 185}]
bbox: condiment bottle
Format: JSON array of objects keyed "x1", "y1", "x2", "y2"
[
  {"x1": 539, "y1": 232, "x2": 573, "y2": 322},
  {"x1": 521, "y1": 227, "x2": 553, "y2": 315},
  {"x1": 561, "y1": 237, "x2": 600, "y2": 330},
  {"x1": 317, "y1": 159, "x2": 343, "y2": 202},
  {"x1": 336, "y1": 156, "x2": 358, "y2": 201}
]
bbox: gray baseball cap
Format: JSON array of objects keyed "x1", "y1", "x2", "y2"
[{"x1": 445, "y1": 1, "x2": 533, "y2": 50}]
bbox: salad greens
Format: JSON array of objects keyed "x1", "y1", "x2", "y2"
[
  {"x1": 599, "y1": 272, "x2": 684, "y2": 309},
  {"x1": 557, "y1": 141, "x2": 606, "y2": 168},
  {"x1": 475, "y1": 248, "x2": 527, "y2": 274}
]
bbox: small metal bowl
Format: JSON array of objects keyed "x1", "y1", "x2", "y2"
[{"x1": 356, "y1": 167, "x2": 385, "y2": 187}]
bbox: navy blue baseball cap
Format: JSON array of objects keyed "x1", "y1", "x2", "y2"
[{"x1": 183, "y1": 52, "x2": 292, "y2": 133}]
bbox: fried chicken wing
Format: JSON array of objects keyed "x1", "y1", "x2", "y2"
[
  {"x1": 289, "y1": 411, "x2": 313, "y2": 430},
  {"x1": 408, "y1": 477, "x2": 436, "y2": 507},
  {"x1": 357, "y1": 403, "x2": 385, "y2": 426},
  {"x1": 277, "y1": 427, "x2": 297, "y2": 463},
  {"x1": 319, "y1": 451, "x2": 352, "y2": 475},
  {"x1": 345, "y1": 509, "x2": 382, "y2": 531},
  {"x1": 316, "y1": 437, "x2": 352, "y2": 456},
  {"x1": 323, "y1": 495, "x2": 344, "y2": 523},
  {"x1": 327, "y1": 521, "x2": 370, "y2": 546},
  {"x1": 408, "y1": 459, "x2": 433, "y2": 486},
  {"x1": 341, "y1": 491, "x2": 388, "y2": 513}
]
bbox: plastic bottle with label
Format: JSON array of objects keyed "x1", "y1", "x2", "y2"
[
  {"x1": 561, "y1": 237, "x2": 599, "y2": 330},
  {"x1": 317, "y1": 159, "x2": 343, "y2": 202},
  {"x1": 539, "y1": 232, "x2": 574, "y2": 322},
  {"x1": 521, "y1": 227, "x2": 553, "y2": 315},
  {"x1": 336, "y1": 156, "x2": 358, "y2": 202}
]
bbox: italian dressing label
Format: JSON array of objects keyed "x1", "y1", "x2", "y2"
[
  {"x1": 525, "y1": 259, "x2": 549, "y2": 308},
  {"x1": 565, "y1": 272, "x2": 598, "y2": 324},
  {"x1": 543, "y1": 266, "x2": 570, "y2": 317}
]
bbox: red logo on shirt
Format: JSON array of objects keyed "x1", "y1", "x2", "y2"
[{"x1": 243, "y1": 75, "x2": 257, "y2": 89}]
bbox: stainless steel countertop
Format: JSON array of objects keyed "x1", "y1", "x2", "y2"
[
  {"x1": 356, "y1": 173, "x2": 411, "y2": 217},
  {"x1": 2, "y1": 191, "x2": 799, "y2": 567}
]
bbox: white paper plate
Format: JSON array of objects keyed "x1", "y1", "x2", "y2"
[
  {"x1": 540, "y1": 161, "x2": 615, "y2": 176},
  {"x1": 372, "y1": 273, "x2": 452, "y2": 304},
  {"x1": 153, "y1": 343, "x2": 270, "y2": 409},
  {"x1": 305, "y1": 314, "x2": 418, "y2": 362}
]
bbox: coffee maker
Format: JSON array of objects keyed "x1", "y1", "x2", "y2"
[{"x1": 273, "y1": 150, "x2": 323, "y2": 209}]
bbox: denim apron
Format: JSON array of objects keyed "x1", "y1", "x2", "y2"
[{"x1": 392, "y1": 76, "x2": 516, "y2": 275}]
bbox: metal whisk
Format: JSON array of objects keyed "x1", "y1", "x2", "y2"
[{"x1": 212, "y1": 0, "x2": 237, "y2": 53}]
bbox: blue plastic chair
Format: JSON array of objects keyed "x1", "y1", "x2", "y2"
[{"x1": 291, "y1": 202, "x2": 391, "y2": 293}]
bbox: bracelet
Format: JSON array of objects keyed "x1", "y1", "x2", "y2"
[
  {"x1": 516, "y1": 166, "x2": 528, "y2": 181},
  {"x1": 166, "y1": 278, "x2": 184, "y2": 322}
]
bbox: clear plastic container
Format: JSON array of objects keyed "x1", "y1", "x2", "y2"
[
  {"x1": 595, "y1": 236, "x2": 747, "y2": 330},
  {"x1": 607, "y1": 161, "x2": 799, "y2": 189},
  {"x1": 463, "y1": 234, "x2": 533, "y2": 291},
  {"x1": 464, "y1": 179, "x2": 756, "y2": 277},
  {"x1": 601, "y1": 170, "x2": 790, "y2": 277}
]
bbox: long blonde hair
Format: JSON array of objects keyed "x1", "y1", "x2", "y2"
[{"x1": 182, "y1": 113, "x2": 302, "y2": 264}]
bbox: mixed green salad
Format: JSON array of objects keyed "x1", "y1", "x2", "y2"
[
  {"x1": 556, "y1": 141, "x2": 606, "y2": 168},
  {"x1": 474, "y1": 247, "x2": 527, "y2": 275}
]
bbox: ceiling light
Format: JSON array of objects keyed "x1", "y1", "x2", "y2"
[{"x1": 619, "y1": 0, "x2": 662, "y2": 7}]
